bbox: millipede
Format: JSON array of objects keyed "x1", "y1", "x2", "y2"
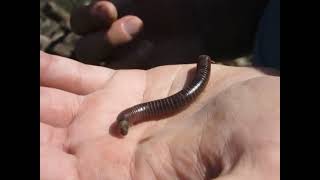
[{"x1": 116, "y1": 55, "x2": 213, "y2": 136}]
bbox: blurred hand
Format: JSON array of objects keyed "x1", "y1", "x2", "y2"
[
  {"x1": 40, "y1": 51, "x2": 279, "y2": 180},
  {"x1": 70, "y1": 0, "x2": 268, "y2": 68}
]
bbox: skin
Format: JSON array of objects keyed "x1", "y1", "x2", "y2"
[
  {"x1": 40, "y1": 51, "x2": 279, "y2": 180},
  {"x1": 70, "y1": 0, "x2": 268, "y2": 68}
]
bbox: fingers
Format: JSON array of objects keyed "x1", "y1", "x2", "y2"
[
  {"x1": 71, "y1": 1, "x2": 143, "y2": 63},
  {"x1": 70, "y1": 1, "x2": 117, "y2": 35},
  {"x1": 106, "y1": 15, "x2": 143, "y2": 46},
  {"x1": 74, "y1": 15, "x2": 143, "y2": 62},
  {"x1": 40, "y1": 51, "x2": 115, "y2": 95},
  {"x1": 40, "y1": 87, "x2": 83, "y2": 127}
]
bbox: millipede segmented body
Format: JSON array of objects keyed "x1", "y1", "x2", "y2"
[{"x1": 116, "y1": 55, "x2": 213, "y2": 136}]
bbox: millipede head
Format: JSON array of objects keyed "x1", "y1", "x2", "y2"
[
  {"x1": 118, "y1": 120, "x2": 129, "y2": 136},
  {"x1": 198, "y1": 55, "x2": 212, "y2": 65}
]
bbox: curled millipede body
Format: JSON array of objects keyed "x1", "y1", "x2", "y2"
[{"x1": 116, "y1": 55, "x2": 213, "y2": 136}]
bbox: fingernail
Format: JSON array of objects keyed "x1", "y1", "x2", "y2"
[{"x1": 123, "y1": 18, "x2": 141, "y2": 36}]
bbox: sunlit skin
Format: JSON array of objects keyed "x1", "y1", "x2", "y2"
[{"x1": 40, "y1": 51, "x2": 279, "y2": 180}]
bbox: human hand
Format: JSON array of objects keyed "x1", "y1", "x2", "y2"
[
  {"x1": 70, "y1": 0, "x2": 268, "y2": 68},
  {"x1": 40, "y1": 51, "x2": 279, "y2": 180}
]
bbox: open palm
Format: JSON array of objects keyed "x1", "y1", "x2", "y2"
[{"x1": 40, "y1": 51, "x2": 279, "y2": 180}]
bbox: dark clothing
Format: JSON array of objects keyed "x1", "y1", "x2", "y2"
[{"x1": 253, "y1": 0, "x2": 280, "y2": 70}]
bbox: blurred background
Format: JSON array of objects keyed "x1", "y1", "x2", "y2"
[
  {"x1": 40, "y1": 0, "x2": 253, "y2": 68},
  {"x1": 40, "y1": 0, "x2": 86, "y2": 59}
]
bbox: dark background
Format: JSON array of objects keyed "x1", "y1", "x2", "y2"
[{"x1": 40, "y1": 0, "x2": 255, "y2": 68}]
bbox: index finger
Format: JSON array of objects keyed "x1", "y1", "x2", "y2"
[{"x1": 40, "y1": 51, "x2": 115, "y2": 95}]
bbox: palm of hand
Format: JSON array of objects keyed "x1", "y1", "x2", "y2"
[{"x1": 40, "y1": 52, "x2": 279, "y2": 180}]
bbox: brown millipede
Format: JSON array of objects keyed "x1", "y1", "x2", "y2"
[{"x1": 116, "y1": 55, "x2": 213, "y2": 136}]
